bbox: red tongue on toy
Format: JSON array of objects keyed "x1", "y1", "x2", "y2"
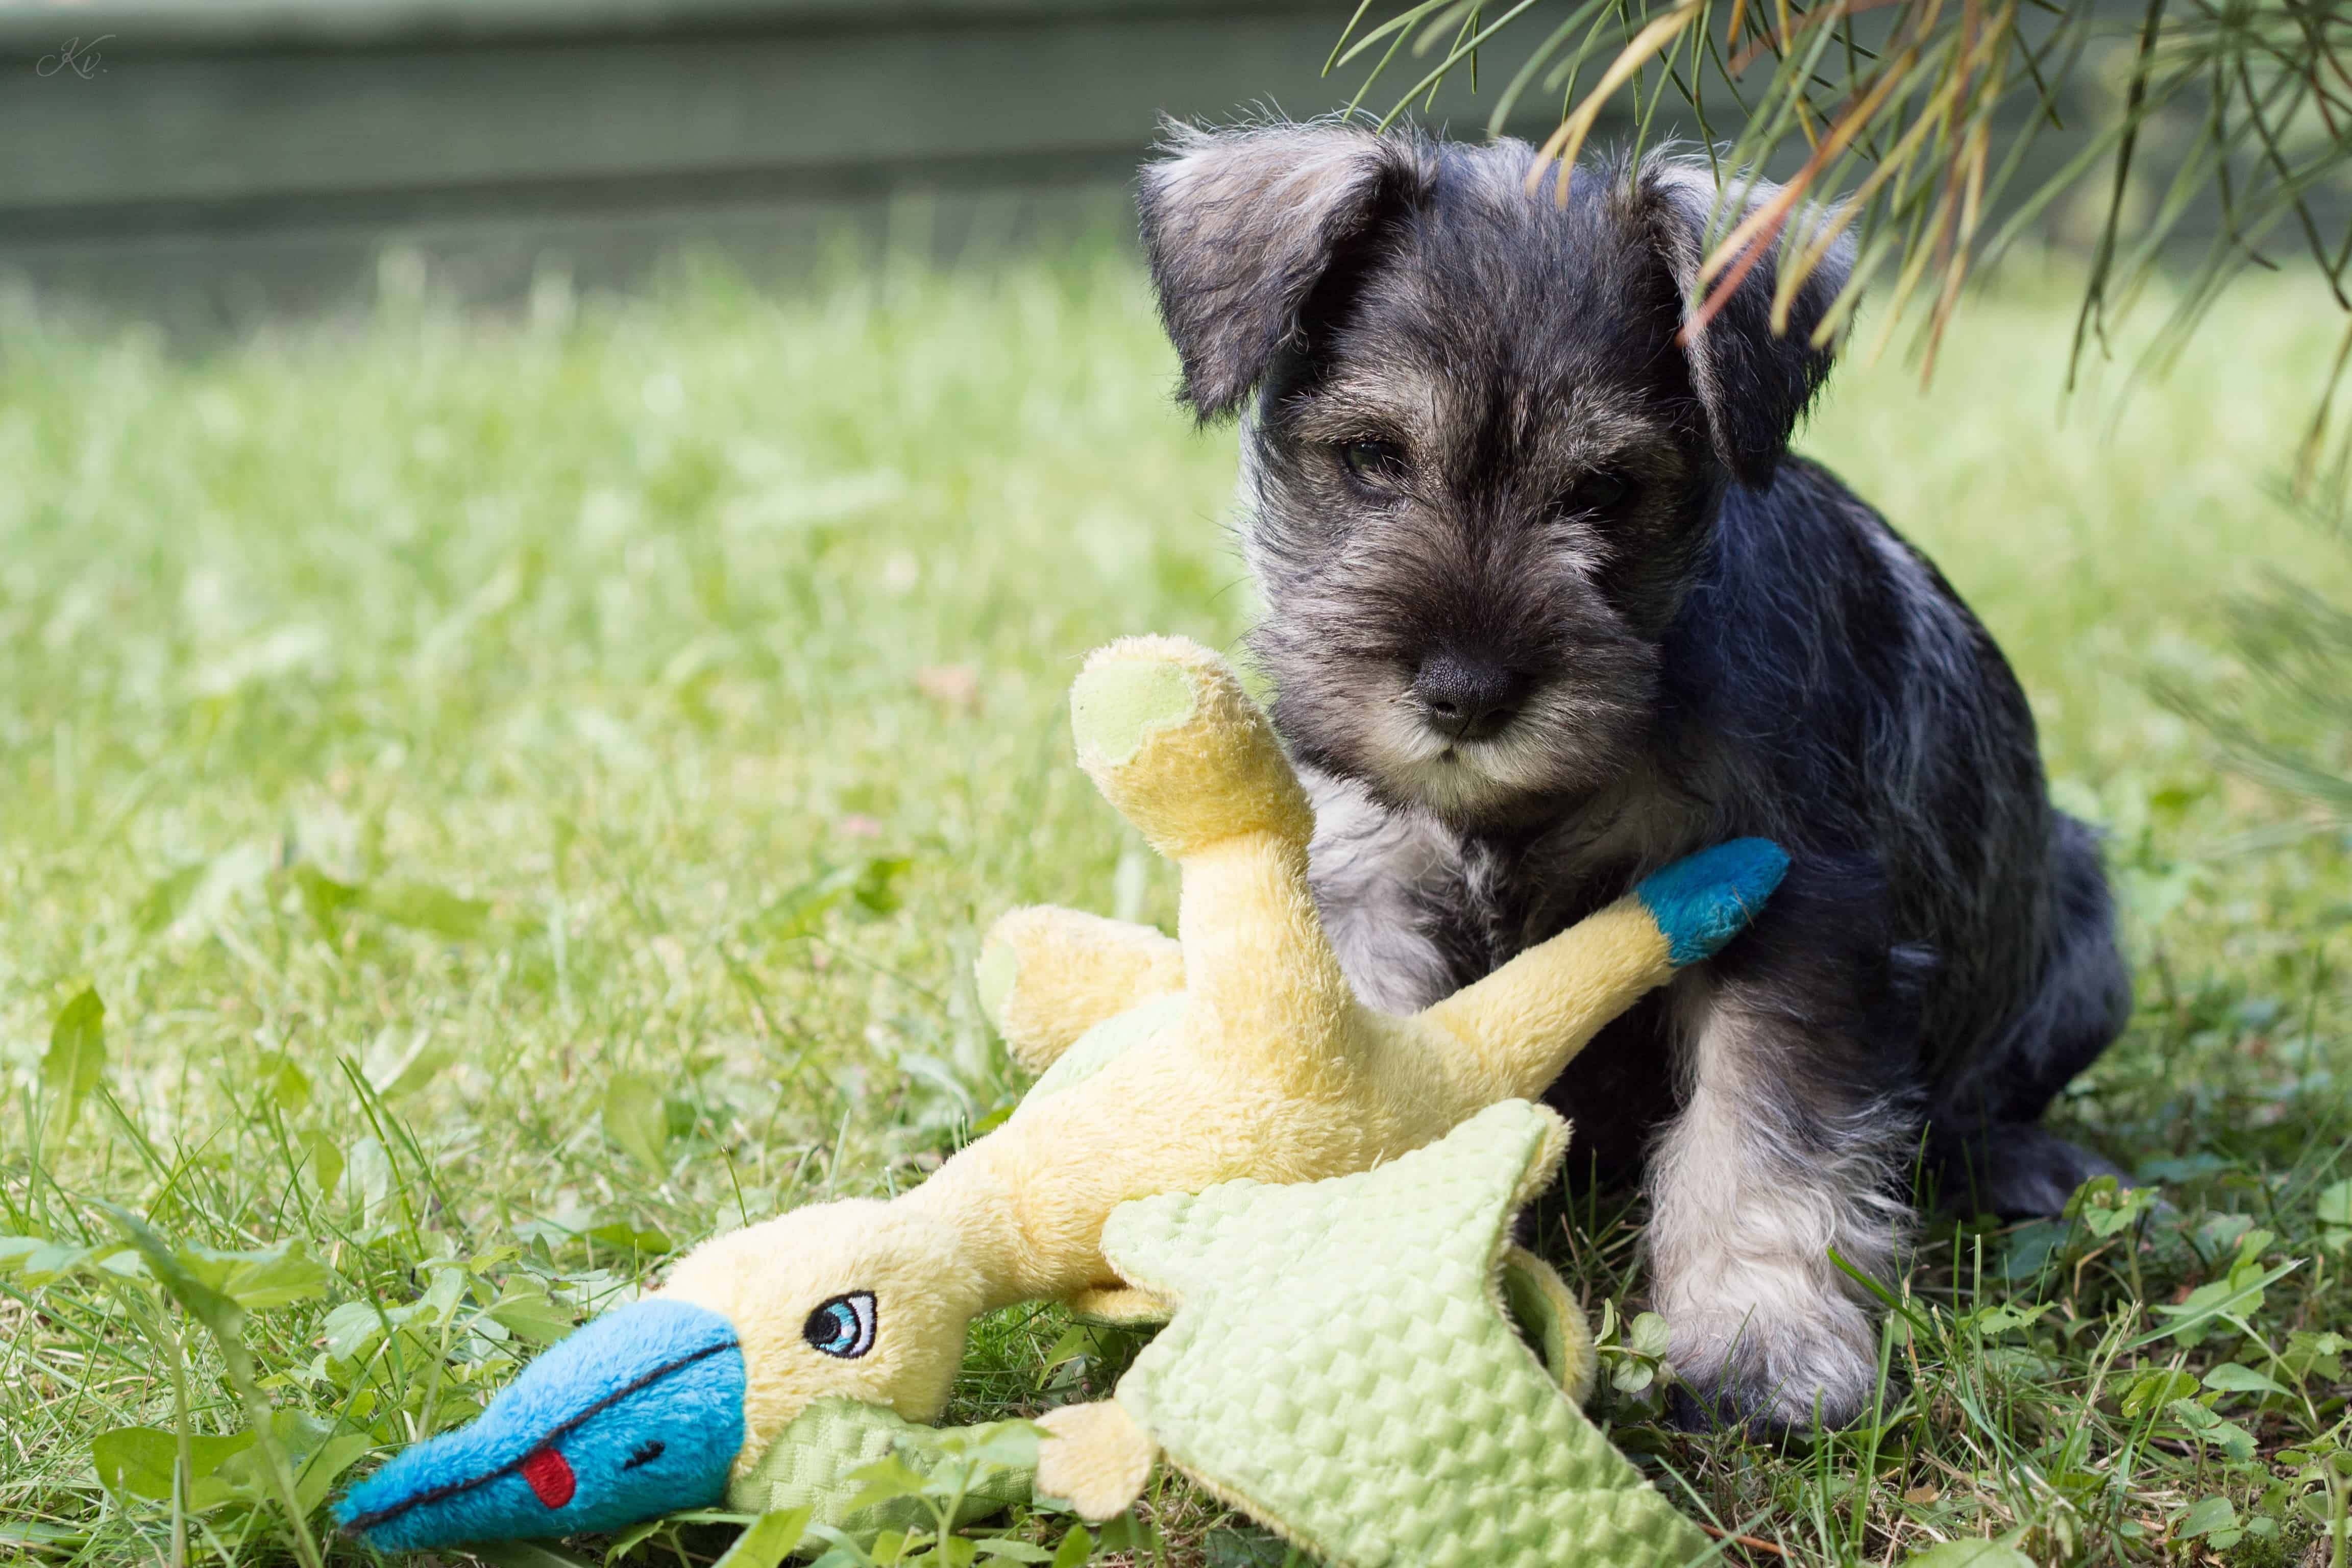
[{"x1": 520, "y1": 1447, "x2": 576, "y2": 1509}]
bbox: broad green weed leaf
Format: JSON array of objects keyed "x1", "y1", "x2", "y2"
[
  {"x1": 2204, "y1": 1362, "x2": 2292, "y2": 1398},
  {"x1": 2168, "y1": 1398, "x2": 2259, "y2": 1462},
  {"x1": 1202, "y1": 1528, "x2": 1292, "y2": 1567},
  {"x1": 297, "y1": 1131, "x2": 344, "y2": 1200},
  {"x1": 1611, "y1": 1359, "x2": 1656, "y2": 1393},
  {"x1": 217, "y1": 1409, "x2": 337, "y2": 1494},
  {"x1": 366, "y1": 879, "x2": 492, "y2": 940},
  {"x1": 603, "y1": 1072, "x2": 671, "y2": 1172},
  {"x1": 760, "y1": 866, "x2": 862, "y2": 939},
  {"x1": 97, "y1": 1204, "x2": 245, "y2": 1345},
  {"x1": 91, "y1": 1201, "x2": 327, "y2": 1567},
  {"x1": 1970, "y1": 1302, "x2": 2052, "y2": 1337},
  {"x1": 586, "y1": 1219, "x2": 675, "y2": 1256},
  {"x1": 2179, "y1": 1495, "x2": 2239, "y2": 1538},
  {"x1": 135, "y1": 864, "x2": 207, "y2": 934},
  {"x1": 364, "y1": 1027, "x2": 456, "y2": 1098},
  {"x1": 419, "y1": 1262, "x2": 469, "y2": 1322},
  {"x1": 271, "y1": 1060, "x2": 312, "y2": 1112},
  {"x1": 2194, "y1": 1213, "x2": 2257, "y2": 1258},
  {"x1": 975, "y1": 1540, "x2": 1054, "y2": 1562},
  {"x1": 711, "y1": 1508, "x2": 812, "y2": 1568},
  {"x1": 40, "y1": 988, "x2": 105, "y2": 1140},
  {"x1": 5, "y1": 1239, "x2": 132, "y2": 1284},
  {"x1": 605, "y1": 1517, "x2": 667, "y2": 1562},
  {"x1": 201, "y1": 1242, "x2": 332, "y2": 1311},
  {"x1": 2120, "y1": 1367, "x2": 2199, "y2": 1416},
  {"x1": 760, "y1": 857, "x2": 909, "y2": 940},
  {"x1": 1627, "y1": 1311, "x2": 1672, "y2": 1358},
  {"x1": 850, "y1": 857, "x2": 912, "y2": 917},
  {"x1": 339, "y1": 1137, "x2": 395, "y2": 1221},
  {"x1": 1040, "y1": 1324, "x2": 1095, "y2": 1374},
  {"x1": 92, "y1": 1426, "x2": 254, "y2": 1502},
  {"x1": 2132, "y1": 1258, "x2": 2300, "y2": 1348},
  {"x1": 2319, "y1": 1180, "x2": 2352, "y2": 1250},
  {"x1": 488, "y1": 1285, "x2": 577, "y2": 1344},
  {"x1": 291, "y1": 1429, "x2": 373, "y2": 1515},
  {"x1": 918, "y1": 1417, "x2": 1040, "y2": 1472},
  {"x1": 1900, "y1": 1539, "x2": 2034, "y2": 1567},
  {"x1": 1049, "y1": 1527, "x2": 1093, "y2": 1568},
  {"x1": 2286, "y1": 1329, "x2": 2349, "y2": 1380},
  {"x1": 293, "y1": 865, "x2": 361, "y2": 935},
  {"x1": 320, "y1": 1300, "x2": 384, "y2": 1363},
  {"x1": 1998, "y1": 1218, "x2": 2070, "y2": 1280},
  {"x1": 1092, "y1": 1515, "x2": 1156, "y2": 1553},
  {"x1": 151, "y1": 1240, "x2": 332, "y2": 1312},
  {"x1": 842, "y1": 1454, "x2": 932, "y2": 1514},
  {"x1": 2064, "y1": 1175, "x2": 2156, "y2": 1238}
]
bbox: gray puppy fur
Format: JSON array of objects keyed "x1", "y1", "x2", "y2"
[{"x1": 1135, "y1": 121, "x2": 2129, "y2": 1433}]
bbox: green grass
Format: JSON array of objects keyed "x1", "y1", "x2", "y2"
[{"x1": 2, "y1": 237, "x2": 2349, "y2": 1568}]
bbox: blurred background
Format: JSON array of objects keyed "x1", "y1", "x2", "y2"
[
  {"x1": 4, "y1": 4, "x2": 2352, "y2": 1565},
  {"x1": 3, "y1": 0, "x2": 1573, "y2": 328},
  {"x1": 1, "y1": 0, "x2": 2243, "y2": 327}
]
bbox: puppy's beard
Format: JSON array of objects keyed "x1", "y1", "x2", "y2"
[{"x1": 1348, "y1": 680, "x2": 1626, "y2": 825}]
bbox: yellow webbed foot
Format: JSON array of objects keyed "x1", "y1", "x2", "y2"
[
  {"x1": 976, "y1": 906, "x2": 1183, "y2": 1073},
  {"x1": 1070, "y1": 637, "x2": 1356, "y2": 1086},
  {"x1": 1069, "y1": 635, "x2": 1310, "y2": 861},
  {"x1": 1036, "y1": 1400, "x2": 1156, "y2": 1522}
]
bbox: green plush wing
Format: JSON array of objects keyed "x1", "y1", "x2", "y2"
[
  {"x1": 1100, "y1": 1100, "x2": 1712, "y2": 1568},
  {"x1": 727, "y1": 1400, "x2": 1034, "y2": 1542}
]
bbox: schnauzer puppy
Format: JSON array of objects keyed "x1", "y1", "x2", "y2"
[{"x1": 1134, "y1": 121, "x2": 2130, "y2": 1432}]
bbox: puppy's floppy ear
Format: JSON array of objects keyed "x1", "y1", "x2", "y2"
[
  {"x1": 1632, "y1": 154, "x2": 1855, "y2": 489},
  {"x1": 1137, "y1": 119, "x2": 1430, "y2": 420}
]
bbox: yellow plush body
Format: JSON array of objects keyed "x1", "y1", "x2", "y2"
[{"x1": 659, "y1": 636, "x2": 1692, "y2": 1469}]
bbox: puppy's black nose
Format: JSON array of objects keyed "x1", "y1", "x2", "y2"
[{"x1": 1411, "y1": 652, "x2": 1529, "y2": 742}]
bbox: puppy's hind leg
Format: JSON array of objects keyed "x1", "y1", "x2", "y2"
[{"x1": 1928, "y1": 814, "x2": 2133, "y2": 1219}]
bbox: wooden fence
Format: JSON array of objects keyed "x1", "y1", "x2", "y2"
[{"x1": 0, "y1": 1, "x2": 1559, "y2": 320}]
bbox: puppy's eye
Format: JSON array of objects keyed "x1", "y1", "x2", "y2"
[
  {"x1": 1560, "y1": 472, "x2": 1634, "y2": 516},
  {"x1": 1338, "y1": 438, "x2": 1408, "y2": 485},
  {"x1": 803, "y1": 1291, "x2": 878, "y2": 1359}
]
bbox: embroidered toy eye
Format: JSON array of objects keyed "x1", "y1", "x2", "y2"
[
  {"x1": 621, "y1": 1440, "x2": 665, "y2": 1471},
  {"x1": 803, "y1": 1291, "x2": 878, "y2": 1359},
  {"x1": 1338, "y1": 438, "x2": 1407, "y2": 486}
]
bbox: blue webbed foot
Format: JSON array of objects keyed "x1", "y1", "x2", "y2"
[
  {"x1": 1636, "y1": 839, "x2": 1791, "y2": 966},
  {"x1": 336, "y1": 1298, "x2": 746, "y2": 1552}
]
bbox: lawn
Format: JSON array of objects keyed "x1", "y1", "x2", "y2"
[{"x1": 2, "y1": 237, "x2": 2349, "y2": 1568}]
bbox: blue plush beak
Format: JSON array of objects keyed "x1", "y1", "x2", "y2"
[
  {"x1": 1635, "y1": 838, "x2": 1791, "y2": 966},
  {"x1": 336, "y1": 1298, "x2": 747, "y2": 1552}
]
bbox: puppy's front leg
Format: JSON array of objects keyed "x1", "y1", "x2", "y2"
[
  {"x1": 1648, "y1": 970, "x2": 1917, "y2": 1433},
  {"x1": 1301, "y1": 768, "x2": 1491, "y2": 1014}
]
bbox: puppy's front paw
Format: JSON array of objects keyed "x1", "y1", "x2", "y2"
[{"x1": 1663, "y1": 1299, "x2": 1881, "y2": 1437}]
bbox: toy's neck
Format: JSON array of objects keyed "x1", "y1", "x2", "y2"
[{"x1": 900, "y1": 1136, "x2": 1087, "y2": 1313}]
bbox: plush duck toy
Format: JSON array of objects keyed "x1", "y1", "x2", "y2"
[{"x1": 337, "y1": 636, "x2": 1785, "y2": 1552}]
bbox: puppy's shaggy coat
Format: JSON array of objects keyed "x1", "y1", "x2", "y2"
[{"x1": 1135, "y1": 122, "x2": 2129, "y2": 1431}]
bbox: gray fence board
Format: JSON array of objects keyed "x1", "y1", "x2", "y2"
[{"x1": 6, "y1": 1, "x2": 1545, "y2": 316}]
